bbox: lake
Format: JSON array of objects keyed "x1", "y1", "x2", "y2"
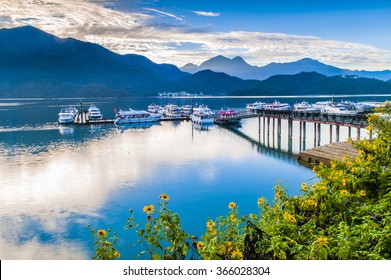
[{"x1": 0, "y1": 95, "x2": 385, "y2": 259}]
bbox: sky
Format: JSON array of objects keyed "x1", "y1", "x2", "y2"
[{"x1": 1, "y1": 0, "x2": 391, "y2": 70}]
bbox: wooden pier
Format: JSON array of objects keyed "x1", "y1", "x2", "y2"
[
  {"x1": 297, "y1": 141, "x2": 359, "y2": 167},
  {"x1": 73, "y1": 111, "x2": 114, "y2": 125}
]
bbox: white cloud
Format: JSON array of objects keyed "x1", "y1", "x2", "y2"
[
  {"x1": 144, "y1": 7, "x2": 184, "y2": 21},
  {"x1": 194, "y1": 11, "x2": 220, "y2": 17},
  {"x1": 1, "y1": 0, "x2": 391, "y2": 70}
]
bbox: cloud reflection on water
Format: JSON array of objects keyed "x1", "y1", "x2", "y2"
[{"x1": 0, "y1": 122, "x2": 256, "y2": 259}]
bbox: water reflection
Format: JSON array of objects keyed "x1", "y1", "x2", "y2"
[
  {"x1": 116, "y1": 122, "x2": 160, "y2": 133},
  {"x1": 192, "y1": 122, "x2": 214, "y2": 131},
  {"x1": 58, "y1": 125, "x2": 74, "y2": 135},
  {"x1": 1, "y1": 121, "x2": 284, "y2": 259},
  {"x1": 0, "y1": 110, "x2": 316, "y2": 259}
]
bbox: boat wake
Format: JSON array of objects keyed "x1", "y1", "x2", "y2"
[{"x1": 0, "y1": 123, "x2": 59, "y2": 133}]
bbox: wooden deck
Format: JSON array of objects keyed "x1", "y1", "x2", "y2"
[{"x1": 297, "y1": 142, "x2": 359, "y2": 167}]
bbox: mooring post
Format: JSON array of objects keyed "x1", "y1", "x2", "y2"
[
  {"x1": 299, "y1": 121, "x2": 303, "y2": 152},
  {"x1": 272, "y1": 117, "x2": 275, "y2": 148},
  {"x1": 267, "y1": 117, "x2": 270, "y2": 147},
  {"x1": 317, "y1": 123, "x2": 321, "y2": 146},
  {"x1": 288, "y1": 117, "x2": 293, "y2": 141},
  {"x1": 277, "y1": 117, "x2": 282, "y2": 150},
  {"x1": 336, "y1": 125, "x2": 340, "y2": 142},
  {"x1": 348, "y1": 126, "x2": 352, "y2": 139},
  {"x1": 262, "y1": 116, "x2": 266, "y2": 144},
  {"x1": 329, "y1": 125, "x2": 333, "y2": 143},
  {"x1": 258, "y1": 116, "x2": 261, "y2": 142},
  {"x1": 302, "y1": 121, "x2": 307, "y2": 151}
]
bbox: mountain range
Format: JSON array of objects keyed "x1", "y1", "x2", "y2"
[
  {"x1": 230, "y1": 72, "x2": 391, "y2": 96},
  {"x1": 182, "y1": 55, "x2": 391, "y2": 81},
  {"x1": 1, "y1": 25, "x2": 391, "y2": 97}
]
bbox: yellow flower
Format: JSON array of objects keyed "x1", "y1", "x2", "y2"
[
  {"x1": 143, "y1": 204, "x2": 155, "y2": 214},
  {"x1": 114, "y1": 251, "x2": 120, "y2": 258},
  {"x1": 284, "y1": 212, "x2": 297, "y2": 223},
  {"x1": 385, "y1": 100, "x2": 390, "y2": 106},
  {"x1": 249, "y1": 213, "x2": 258, "y2": 220},
  {"x1": 206, "y1": 220, "x2": 216, "y2": 228},
  {"x1": 366, "y1": 124, "x2": 373, "y2": 131},
  {"x1": 301, "y1": 183, "x2": 308, "y2": 191},
  {"x1": 97, "y1": 229, "x2": 107, "y2": 237},
  {"x1": 208, "y1": 228, "x2": 217, "y2": 235},
  {"x1": 159, "y1": 193, "x2": 170, "y2": 201},
  {"x1": 231, "y1": 247, "x2": 243, "y2": 259},
  {"x1": 196, "y1": 241, "x2": 204, "y2": 250},
  {"x1": 226, "y1": 241, "x2": 233, "y2": 252},
  {"x1": 301, "y1": 199, "x2": 317, "y2": 207},
  {"x1": 228, "y1": 202, "x2": 236, "y2": 209},
  {"x1": 277, "y1": 179, "x2": 281, "y2": 183},
  {"x1": 275, "y1": 191, "x2": 282, "y2": 198},
  {"x1": 230, "y1": 214, "x2": 237, "y2": 222},
  {"x1": 340, "y1": 189, "x2": 349, "y2": 196},
  {"x1": 316, "y1": 237, "x2": 328, "y2": 246},
  {"x1": 257, "y1": 197, "x2": 265, "y2": 205},
  {"x1": 359, "y1": 190, "x2": 366, "y2": 197},
  {"x1": 342, "y1": 178, "x2": 348, "y2": 187}
]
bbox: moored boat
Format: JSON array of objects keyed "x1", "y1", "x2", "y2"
[
  {"x1": 191, "y1": 110, "x2": 215, "y2": 125},
  {"x1": 58, "y1": 106, "x2": 78, "y2": 124},
  {"x1": 264, "y1": 101, "x2": 291, "y2": 111},
  {"x1": 164, "y1": 104, "x2": 183, "y2": 118},
  {"x1": 114, "y1": 108, "x2": 161, "y2": 124},
  {"x1": 87, "y1": 104, "x2": 103, "y2": 120},
  {"x1": 246, "y1": 101, "x2": 266, "y2": 110},
  {"x1": 147, "y1": 103, "x2": 161, "y2": 113},
  {"x1": 293, "y1": 101, "x2": 319, "y2": 113},
  {"x1": 219, "y1": 106, "x2": 237, "y2": 117},
  {"x1": 181, "y1": 104, "x2": 194, "y2": 116},
  {"x1": 320, "y1": 104, "x2": 358, "y2": 115}
]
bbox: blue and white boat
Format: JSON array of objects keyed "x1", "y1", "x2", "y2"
[
  {"x1": 87, "y1": 104, "x2": 103, "y2": 120},
  {"x1": 114, "y1": 108, "x2": 161, "y2": 124},
  {"x1": 191, "y1": 110, "x2": 214, "y2": 125},
  {"x1": 58, "y1": 106, "x2": 78, "y2": 124}
]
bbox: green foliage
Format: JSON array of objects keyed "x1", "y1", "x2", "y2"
[
  {"x1": 88, "y1": 225, "x2": 120, "y2": 260},
  {"x1": 197, "y1": 202, "x2": 247, "y2": 260},
  {"x1": 90, "y1": 102, "x2": 391, "y2": 260},
  {"x1": 124, "y1": 194, "x2": 198, "y2": 260}
]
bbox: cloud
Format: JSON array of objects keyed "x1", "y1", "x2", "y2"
[
  {"x1": 144, "y1": 7, "x2": 183, "y2": 21},
  {"x1": 194, "y1": 11, "x2": 220, "y2": 17},
  {"x1": 1, "y1": 0, "x2": 391, "y2": 70}
]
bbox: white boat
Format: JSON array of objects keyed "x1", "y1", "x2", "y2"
[
  {"x1": 264, "y1": 101, "x2": 291, "y2": 111},
  {"x1": 114, "y1": 108, "x2": 161, "y2": 124},
  {"x1": 312, "y1": 100, "x2": 334, "y2": 110},
  {"x1": 293, "y1": 101, "x2": 319, "y2": 113},
  {"x1": 338, "y1": 100, "x2": 373, "y2": 113},
  {"x1": 181, "y1": 104, "x2": 194, "y2": 116},
  {"x1": 193, "y1": 104, "x2": 215, "y2": 117},
  {"x1": 164, "y1": 104, "x2": 182, "y2": 118},
  {"x1": 191, "y1": 110, "x2": 214, "y2": 125},
  {"x1": 246, "y1": 101, "x2": 266, "y2": 110},
  {"x1": 87, "y1": 105, "x2": 103, "y2": 120},
  {"x1": 320, "y1": 104, "x2": 358, "y2": 115},
  {"x1": 147, "y1": 103, "x2": 161, "y2": 113},
  {"x1": 58, "y1": 106, "x2": 78, "y2": 124}
]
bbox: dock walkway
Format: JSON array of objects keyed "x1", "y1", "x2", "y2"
[{"x1": 297, "y1": 142, "x2": 359, "y2": 166}]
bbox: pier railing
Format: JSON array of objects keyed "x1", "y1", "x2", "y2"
[{"x1": 255, "y1": 109, "x2": 369, "y2": 128}]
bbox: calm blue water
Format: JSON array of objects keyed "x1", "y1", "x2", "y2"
[{"x1": 0, "y1": 95, "x2": 387, "y2": 259}]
